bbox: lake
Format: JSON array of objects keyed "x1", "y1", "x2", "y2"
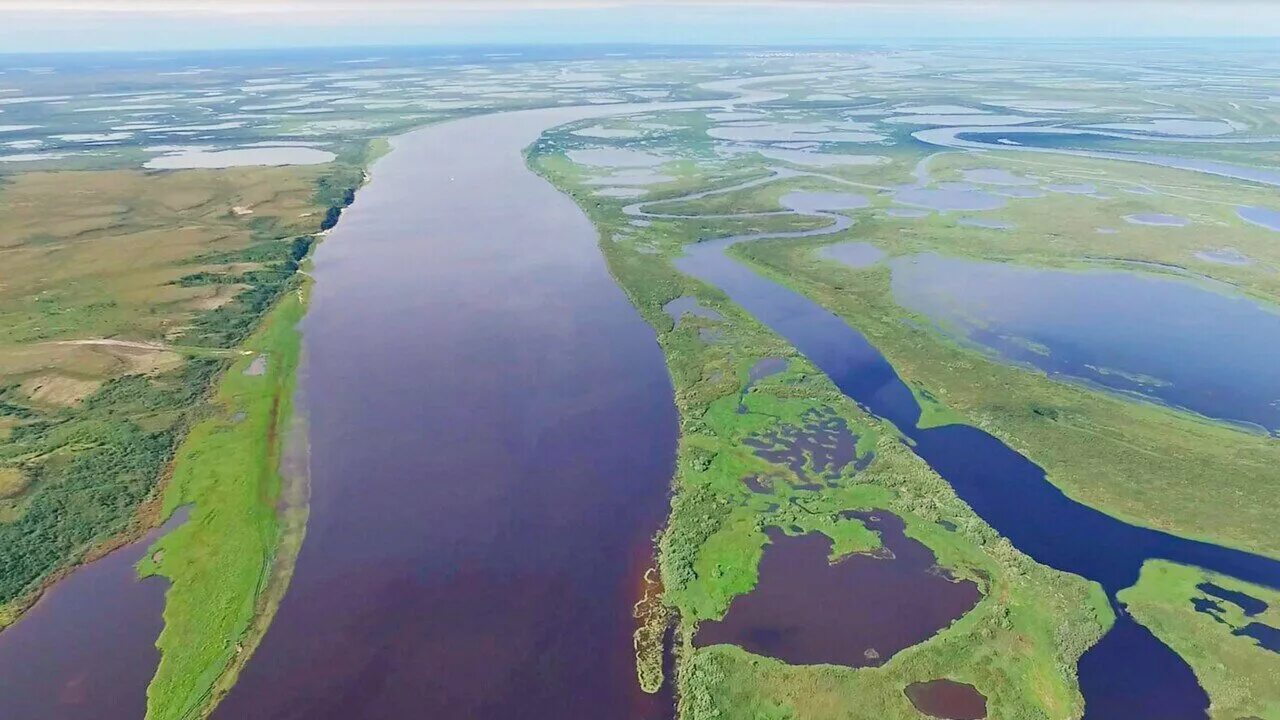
[{"x1": 887, "y1": 253, "x2": 1280, "y2": 433}]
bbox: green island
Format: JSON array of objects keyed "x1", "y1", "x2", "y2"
[{"x1": 531, "y1": 66, "x2": 1280, "y2": 715}]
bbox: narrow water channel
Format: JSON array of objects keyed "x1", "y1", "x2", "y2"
[
  {"x1": 0, "y1": 510, "x2": 187, "y2": 719},
  {"x1": 5, "y1": 59, "x2": 1268, "y2": 719}
]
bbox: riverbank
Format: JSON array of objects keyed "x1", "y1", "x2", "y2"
[
  {"x1": 138, "y1": 147, "x2": 374, "y2": 719},
  {"x1": 1119, "y1": 561, "x2": 1280, "y2": 720},
  {"x1": 138, "y1": 282, "x2": 310, "y2": 719},
  {"x1": 736, "y1": 224, "x2": 1280, "y2": 561}
]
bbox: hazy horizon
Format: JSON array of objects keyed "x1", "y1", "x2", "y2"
[{"x1": 1, "y1": 0, "x2": 1277, "y2": 54}]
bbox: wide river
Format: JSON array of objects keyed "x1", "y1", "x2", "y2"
[
  {"x1": 0, "y1": 67, "x2": 816, "y2": 719},
  {"x1": 210, "y1": 108, "x2": 685, "y2": 718}
]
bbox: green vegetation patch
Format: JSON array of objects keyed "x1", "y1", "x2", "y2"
[
  {"x1": 139, "y1": 286, "x2": 306, "y2": 720},
  {"x1": 1120, "y1": 561, "x2": 1280, "y2": 720}
]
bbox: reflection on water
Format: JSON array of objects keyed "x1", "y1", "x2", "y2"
[
  {"x1": 665, "y1": 294, "x2": 727, "y2": 325},
  {"x1": 1194, "y1": 248, "x2": 1252, "y2": 266},
  {"x1": 674, "y1": 210, "x2": 1280, "y2": 720},
  {"x1": 893, "y1": 186, "x2": 1007, "y2": 212},
  {"x1": 212, "y1": 104, "x2": 683, "y2": 720},
  {"x1": 820, "y1": 241, "x2": 885, "y2": 268},
  {"x1": 1126, "y1": 213, "x2": 1190, "y2": 227},
  {"x1": 144, "y1": 145, "x2": 335, "y2": 169},
  {"x1": 889, "y1": 253, "x2": 1280, "y2": 432},
  {"x1": 780, "y1": 191, "x2": 869, "y2": 213},
  {"x1": 1193, "y1": 583, "x2": 1280, "y2": 653}
]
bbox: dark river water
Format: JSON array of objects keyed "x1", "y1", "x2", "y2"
[
  {"x1": 673, "y1": 224, "x2": 1280, "y2": 720},
  {"x1": 3, "y1": 63, "x2": 1275, "y2": 719},
  {"x1": 210, "y1": 108, "x2": 681, "y2": 719},
  {"x1": 0, "y1": 511, "x2": 186, "y2": 719}
]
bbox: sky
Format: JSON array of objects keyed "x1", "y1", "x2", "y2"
[{"x1": 0, "y1": 0, "x2": 1277, "y2": 53}]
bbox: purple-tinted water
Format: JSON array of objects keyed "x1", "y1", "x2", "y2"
[
  {"x1": 0, "y1": 508, "x2": 188, "y2": 720},
  {"x1": 696, "y1": 514, "x2": 980, "y2": 667},
  {"x1": 212, "y1": 108, "x2": 679, "y2": 719},
  {"x1": 905, "y1": 679, "x2": 987, "y2": 719}
]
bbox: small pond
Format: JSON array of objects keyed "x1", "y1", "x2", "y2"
[
  {"x1": 893, "y1": 187, "x2": 1007, "y2": 212},
  {"x1": 144, "y1": 146, "x2": 335, "y2": 169},
  {"x1": 663, "y1": 296, "x2": 723, "y2": 327},
  {"x1": 962, "y1": 168, "x2": 1036, "y2": 186},
  {"x1": 566, "y1": 147, "x2": 668, "y2": 168},
  {"x1": 780, "y1": 191, "x2": 870, "y2": 213},
  {"x1": 1194, "y1": 248, "x2": 1252, "y2": 266},
  {"x1": 1125, "y1": 213, "x2": 1190, "y2": 227},
  {"x1": 695, "y1": 512, "x2": 980, "y2": 667},
  {"x1": 905, "y1": 679, "x2": 987, "y2": 720},
  {"x1": 756, "y1": 148, "x2": 887, "y2": 167},
  {"x1": 1238, "y1": 206, "x2": 1280, "y2": 232}
]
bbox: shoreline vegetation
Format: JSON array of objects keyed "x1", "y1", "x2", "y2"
[
  {"x1": 138, "y1": 146, "x2": 373, "y2": 720},
  {"x1": 533, "y1": 139, "x2": 1113, "y2": 719},
  {"x1": 0, "y1": 165, "x2": 326, "y2": 628},
  {"x1": 0, "y1": 136, "x2": 374, "y2": 719}
]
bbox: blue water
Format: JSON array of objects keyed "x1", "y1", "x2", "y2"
[
  {"x1": 1192, "y1": 583, "x2": 1280, "y2": 653},
  {"x1": 1239, "y1": 206, "x2": 1280, "y2": 231},
  {"x1": 675, "y1": 233, "x2": 1280, "y2": 720},
  {"x1": 887, "y1": 254, "x2": 1280, "y2": 434}
]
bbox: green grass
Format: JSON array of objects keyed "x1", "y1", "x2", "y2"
[
  {"x1": 138, "y1": 285, "x2": 306, "y2": 720},
  {"x1": 0, "y1": 140, "x2": 367, "y2": 714},
  {"x1": 1119, "y1": 561, "x2": 1280, "y2": 720},
  {"x1": 534, "y1": 142, "x2": 1113, "y2": 720},
  {"x1": 536, "y1": 108, "x2": 1280, "y2": 716}
]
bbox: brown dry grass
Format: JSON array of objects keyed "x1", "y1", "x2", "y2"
[
  {"x1": 0, "y1": 165, "x2": 326, "y2": 390},
  {"x1": 0, "y1": 468, "x2": 26, "y2": 499},
  {"x1": 18, "y1": 374, "x2": 102, "y2": 407}
]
